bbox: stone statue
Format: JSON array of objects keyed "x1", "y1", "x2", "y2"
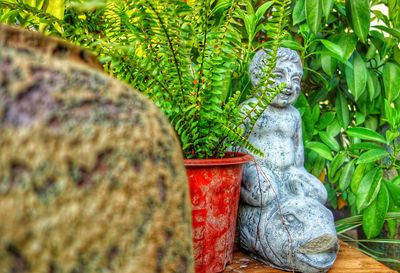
[{"x1": 238, "y1": 48, "x2": 338, "y2": 273}]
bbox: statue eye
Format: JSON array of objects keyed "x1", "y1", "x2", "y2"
[
  {"x1": 292, "y1": 76, "x2": 300, "y2": 83},
  {"x1": 284, "y1": 214, "x2": 297, "y2": 223}
]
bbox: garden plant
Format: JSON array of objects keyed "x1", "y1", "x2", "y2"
[
  {"x1": 286, "y1": 0, "x2": 400, "y2": 267},
  {"x1": 0, "y1": 0, "x2": 291, "y2": 159}
]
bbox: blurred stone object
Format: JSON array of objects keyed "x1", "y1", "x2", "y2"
[
  {"x1": 238, "y1": 48, "x2": 338, "y2": 273},
  {"x1": 0, "y1": 24, "x2": 193, "y2": 273}
]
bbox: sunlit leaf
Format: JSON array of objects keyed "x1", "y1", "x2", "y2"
[
  {"x1": 356, "y1": 167, "x2": 382, "y2": 212},
  {"x1": 46, "y1": 0, "x2": 65, "y2": 19},
  {"x1": 346, "y1": 127, "x2": 387, "y2": 144},
  {"x1": 329, "y1": 151, "x2": 347, "y2": 181},
  {"x1": 386, "y1": 181, "x2": 400, "y2": 206},
  {"x1": 319, "y1": 131, "x2": 340, "y2": 152},
  {"x1": 305, "y1": 141, "x2": 333, "y2": 160},
  {"x1": 322, "y1": 0, "x2": 334, "y2": 20},
  {"x1": 339, "y1": 160, "x2": 355, "y2": 191},
  {"x1": 305, "y1": 0, "x2": 322, "y2": 35},
  {"x1": 336, "y1": 91, "x2": 350, "y2": 128},
  {"x1": 357, "y1": 149, "x2": 389, "y2": 164},
  {"x1": 293, "y1": 0, "x2": 306, "y2": 25},
  {"x1": 383, "y1": 62, "x2": 400, "y2": 102},
  {"x1": 320, "y1": 39, "x2": 344, "y2": 58},
  {"x1": 363, "y1": 184, "x2": 389, "y2": 239},
  {"x1": 346, "y1": 0, "x2": 370, "y2": 43},
  {"x1": 346, "y1": 52, "x2": 367, "y2": 101}
]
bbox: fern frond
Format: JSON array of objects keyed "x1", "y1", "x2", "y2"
[
  {"x1": 0, "y1": 0, "x2": 293, "y2": 159},
  {"x1": 234, "y1": 0, "x2": 291, "y2": 143}
]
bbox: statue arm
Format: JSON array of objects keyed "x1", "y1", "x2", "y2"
[
  {"x1": 241, "y1": 164, "x2": 279, "y2": 207},
  {"x1": 294, "y1": 109, "x2": 305, "y2": 167}
]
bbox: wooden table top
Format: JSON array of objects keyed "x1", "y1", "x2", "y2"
[{"x1": 224, "y1": 241, "x2": 397, "y2": 273}]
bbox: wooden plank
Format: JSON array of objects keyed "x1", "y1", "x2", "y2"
[{"x1": 224, "y1": 241, "x2": 397, "y2": 273}]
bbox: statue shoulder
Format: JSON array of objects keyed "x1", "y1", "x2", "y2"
[{"x1": 289, "y1": 105, "x2": 301, "y2": 118}]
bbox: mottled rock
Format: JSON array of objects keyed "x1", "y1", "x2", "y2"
[{"x1": 0, "y1": 25, "x2": 193, "y2": 273}]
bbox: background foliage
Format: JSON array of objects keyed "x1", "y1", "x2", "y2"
[{"x1": 287, "y1": 0, "x2": 400, "y2": 266}]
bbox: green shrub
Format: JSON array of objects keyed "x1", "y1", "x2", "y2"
[{"x1": 287, "y1": 0, "x2": 400, "y2": 241}]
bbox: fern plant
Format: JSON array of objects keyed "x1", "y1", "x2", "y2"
[{"x1": 0, "y1": 0, "x2": 291, "y2": 159}]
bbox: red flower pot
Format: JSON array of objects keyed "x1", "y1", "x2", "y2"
[{"x1": 184, "y1": 152, "x2": 253, "y2": 273}]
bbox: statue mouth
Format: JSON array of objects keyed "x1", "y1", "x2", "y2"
[
  {"x1": 279, "y1": 90, "x2": 293, "y2": 99},
  {"x1": 296, "y1": 235, "x2": 338, "y2": 269}
]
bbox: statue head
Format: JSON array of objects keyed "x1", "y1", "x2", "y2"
[{"x1": 249, "y1": 47, "x2": 303, "y2": 108}]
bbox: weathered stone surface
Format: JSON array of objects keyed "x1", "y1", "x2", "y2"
[
  {"x1": 238, "y1": 48, "x2": 338, "y2": 273},
  {"x1": 0, "y1": 25, "x2": 193, "y2": 273},
  {"x1": 0, "y1": 24, "x2": 103, "y2": 71}
]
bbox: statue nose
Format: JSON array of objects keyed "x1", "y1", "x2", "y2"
[
  {"x1": 285, "y1": 76, "x2": 292, "y2": 87},
  {"x1": 298, "y1": 234, "x2": 338, "y2": 254}
]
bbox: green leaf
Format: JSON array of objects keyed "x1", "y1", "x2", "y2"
[
  {"x1": 305, "y1": 0, "x2": 322, "y2": 35},
  {"x1": 320, "y1": 54, "x2": 337, "y2": 77},
  {"x1": 355, "y1": 112, "x2": 365, "y2": 125},
  {"x1": 329, "y1": 34, "x2": 357, "y2": 59},
  {"x1": 320, "y1": 39, "x2": 344, "y2": 58},
  {"x1": 325, "y1": 183, "x2": 338, "y2": 209},
  {"x1": 293, "y1": 0, "x2": 306, "y2": 25},
  {"x1": 328, "y1": 152, "x2": 347, "y2": 181},
  {"x1": 317, "y1": 112, "x2": 335, "y2": 130},
  {"x1": 346, "y1": 127, "x2": 387, "y2": 144},
  {"x1": 346, "y1": 0, "x2": 370, "y2": 43},
  {"x1": 280, "y1": 40, "x2": 305, "y2": 51},
  {"x1": 386, "y1": 181, "x2": 400, "y2": 206},
  {"x1": 357, "y1": 148, "x2": 389, "y2": 164},
  {"x1": 336, "y1": 91, "x2": 349, "y2": 128},
  {"x1": 312, "y1": 105, "x2": 321, "y2": 125},
  {"x1": 255, "y1": 1, "x2": 273, "y2": 24},
  {"x1": 356, "y1": 167, "x2": 383, "y2": 212},
  {"x1": 339, "y1": 160, "x2": 355, "y2": 191},
  {"x1": 346, "y1": 52, "x2": 367, "y2": 101},
  {"x1": 386, "y1": 130, "x2": 400, "y2": 143},
  {"x1": 313, "y1": 50, "x2": 353, "y2": 68},
  {"x1": 305, "y1": 141, "x2": 333, "y2": 160},
  {"x1": 393, "y1": 176, "x2": 400, "y2": 186},
  {"x1": 366, "y1": 69, "x2": 380, "y2": 101},
  {"x1": 348, "y1": 142, "x2": 383, "y2": 151},
  {"x1": 351, "y1": 163, "x2": 367, "y2": 193},
  {"x1": 319, "y1": 131, "x2": 340, "y2": 152},
  {"x1": 302, "y1": 107, "x2": 314, "y2": 141},
  {"x1": 383, "y1": 62, "x2": 400, "y2": 102},
  {"x1": 46, "y1": 0, "x2": 65, "y2": 19},
  {"x1": 388, "y1": 219, "x2": 397, "y2": 238},
  {"x1": 364, "y1": 116, "x2": 378, "y2": 132},
  {"x1": 372, "y1": 25, "x2": 400, "y2": 40},
  {"x1": 322, "y1": 0, "x2": 334, "y2": 20},
  {"x1": 243, "y1": 14, "x2": 256, "y2": 40},
  {"x1": 362, "y1": 184, "x2": 389, "y2": 239},
  {"x1": 327, "y1": 119, "x2": 341, "y2": 137},
  {"x1": 384, "y1": 99, "x2": 395, "y2": 127}
]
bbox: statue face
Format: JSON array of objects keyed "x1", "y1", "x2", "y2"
[{"x1": 270, "y1": 61, "x2": 302, "y2": 108}]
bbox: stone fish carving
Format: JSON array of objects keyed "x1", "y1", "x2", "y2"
[{"x1": 238, "y1": 48, "x2": 338, "y2": 273}]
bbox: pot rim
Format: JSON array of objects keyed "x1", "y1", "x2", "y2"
[{"x1": 184, "y1": 152, "x2": 253, "y2": 166}]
